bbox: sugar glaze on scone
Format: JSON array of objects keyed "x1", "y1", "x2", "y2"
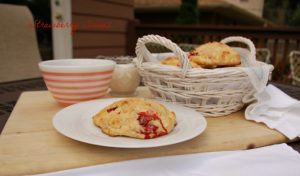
[{"x1": 92, "y1": 98, "x2": 176, "y2": 139}]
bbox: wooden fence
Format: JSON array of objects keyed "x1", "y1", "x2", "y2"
[{"x1": 130, "y1": 24, "x2": 300, "y2": 83}]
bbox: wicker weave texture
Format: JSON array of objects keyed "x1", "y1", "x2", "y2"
[{"x1": 135, "y1": 35, "x2": 273, "y2": 117}]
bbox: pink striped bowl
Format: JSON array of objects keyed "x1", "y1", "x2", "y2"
[{"x1": 38, "y1": 59, "x2": 116, "y2": 105}]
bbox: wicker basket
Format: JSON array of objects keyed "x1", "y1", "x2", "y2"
[{"x1": 134, "y1": 35, "x2": 274, "y2": 117}]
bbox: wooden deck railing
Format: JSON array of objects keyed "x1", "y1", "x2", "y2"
[{"x1": 132, "y1": 24, "x2": 300, "y2": 83}]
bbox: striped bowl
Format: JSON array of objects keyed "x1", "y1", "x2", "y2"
[{"x1": 38, "y1": 59, "x2": 116, "y2": 105}]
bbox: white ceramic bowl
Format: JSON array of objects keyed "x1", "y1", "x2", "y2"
[{"x1": 39, "y1": 59, "x2": 116, "y2": 105}]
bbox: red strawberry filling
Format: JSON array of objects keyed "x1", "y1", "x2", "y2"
[
  {"x1": 107, "y1": 106, "x2": 118, "y2": 113},
  {"x1": 137, "y1": 111, "x2": 168, "y2": 139},
  {"x1": 188, "y1": 51, "x2": 198, "y2": 59}
]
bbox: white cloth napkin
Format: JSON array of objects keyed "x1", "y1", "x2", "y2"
[
  {"x1": 36, "y1": 144, "x2": 300, "y2": 176},
  {"x1": 245, "y1": 84, "x2": 300, "y2": 140}
]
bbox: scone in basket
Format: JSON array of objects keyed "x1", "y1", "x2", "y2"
[{"x1": 134, "y1": 35, "x2": 274, "y2": 117}]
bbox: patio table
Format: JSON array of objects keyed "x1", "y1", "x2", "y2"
[{"x1": 0, "y1": 79, "x2": 299, "y2": 175}]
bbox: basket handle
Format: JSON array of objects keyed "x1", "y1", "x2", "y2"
[
  {"x1": 220, "y1": 36, "x2": 257, "y2": 66},
  {"x1": 135, "y1": 34, "x2": 190, "y2": 76}
]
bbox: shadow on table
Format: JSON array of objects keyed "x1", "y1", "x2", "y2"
[{"x1": 0, "y1": 78, "x2": 46, "y2": 133}]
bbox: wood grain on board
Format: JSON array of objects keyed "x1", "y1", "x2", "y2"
[{"x1": 0, "y1": 88, "x2": 289, "y2": 175}]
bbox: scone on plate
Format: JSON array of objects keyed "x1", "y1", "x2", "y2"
[
  {"x1": 189, "y1": 42, "x2": 241, "y2": 68},
  {"x1": 92, "y1": 98, "x2": 176, "y2": 139}
]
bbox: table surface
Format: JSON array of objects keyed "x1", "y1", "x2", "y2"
[{"x1": 0, "y1": 86, "x2": 298, "y2": 176}]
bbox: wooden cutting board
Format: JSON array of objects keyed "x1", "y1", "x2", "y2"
[{"x1": 0, "y1": 87, "x2": 289, "y2": 176}]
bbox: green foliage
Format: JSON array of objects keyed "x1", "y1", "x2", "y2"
[
  {"x1": 174, "y1": 0, "x2": 201, "y2": 44},
  {"x1": 289, "y1": 4, "x2": 300, "y2": 26},
  {"x1": 263, "y1": 0, "x2": 285, "y2": 22},
  {"x1": 264, "y1": 0, "x2": 284, "y2": 8},
  {"x1": 176, "y1": 0, "x2": 199, "y2": 24},
  {"x1": 263, "y1": 0, "x2": 300, "y2": 26}
]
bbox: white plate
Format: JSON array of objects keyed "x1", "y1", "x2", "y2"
[{"x1": 53, "y1": 98, "x2": 207, "y2": 148}]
